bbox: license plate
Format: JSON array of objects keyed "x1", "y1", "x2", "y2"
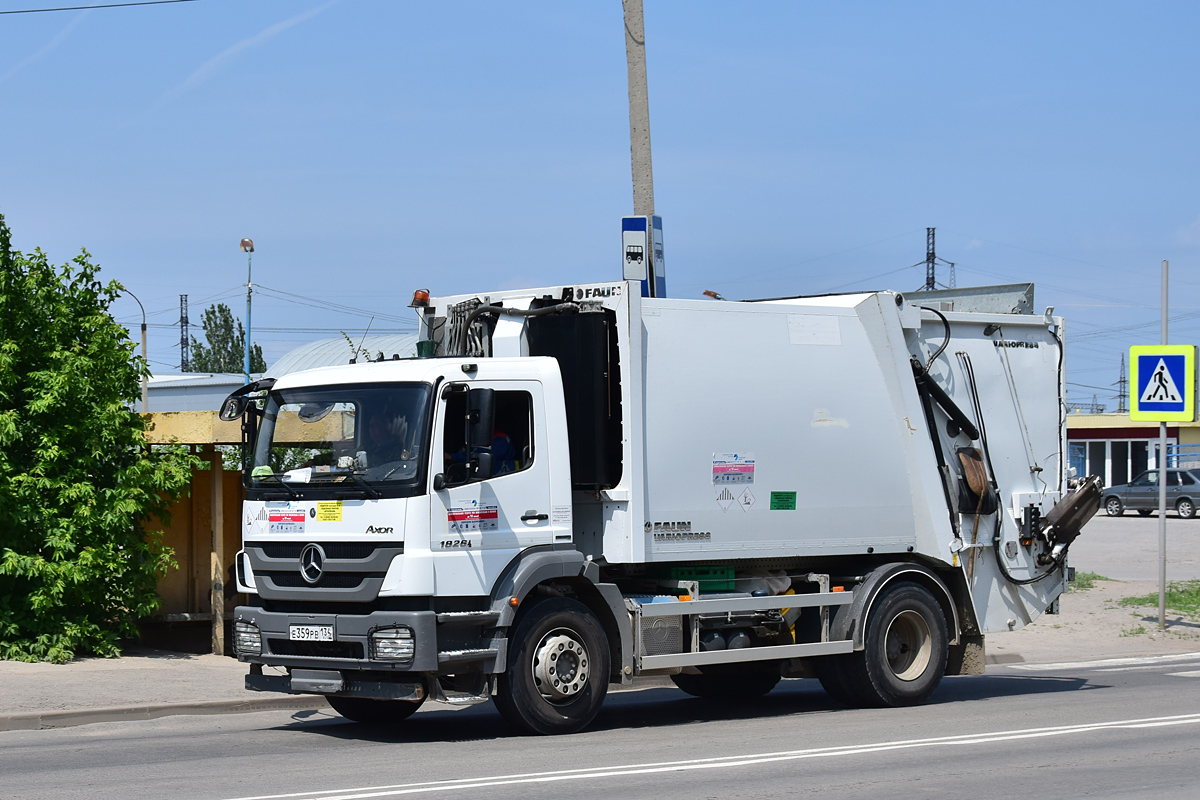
[{"x1": 289, "y1": 624, "x2": 333, "y2": 642}]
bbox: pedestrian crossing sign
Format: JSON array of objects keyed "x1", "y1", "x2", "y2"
[{"x1": 1130, "y1": 345, "x2": 1197, "y2": 422}]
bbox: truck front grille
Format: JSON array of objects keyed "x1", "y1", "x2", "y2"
[
  {"x1": 263, "y1": 572, "x2": 383, "y2": 589},
  {"x1": 259, "y1": 542, "x2": 392, "y2": 560}
]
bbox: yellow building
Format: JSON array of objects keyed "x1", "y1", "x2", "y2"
[{"x1": 1066, "y1": 412, "x2": 1200, "y2": 486}]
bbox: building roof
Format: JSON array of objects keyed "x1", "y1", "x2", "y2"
[{"x1": 265, "y1": 334, "x2": 419, "y2": 379}]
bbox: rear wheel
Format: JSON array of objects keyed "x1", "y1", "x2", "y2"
[
  {"x1": 839, "y1": 582, "x2": 948, "y2": 708},
  {"x1": 671, "y1": 662, "x2": 781, "y2": 699},
  {"x1": 1178, "y1": 499, "x2": 1196, "y2": 519},
  {"x1": 326, "y1": 695, "x2": 424, "y2": 724},
  {"x1": 1105, "y1": 497, "x2": 1124, "y2": 516},
  {"x1": 494, "y1": 597, "x2": 610, "y2": 735},
  {"x1": 816, "y1": 657, "x2": 862, "y2": 706}
]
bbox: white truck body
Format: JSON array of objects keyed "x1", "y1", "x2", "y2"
[{"x1": 229, "y1": 280, "x2": 1097, "y2": 734}]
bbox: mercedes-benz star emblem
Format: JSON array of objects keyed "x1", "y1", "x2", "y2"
[{"x1": 299, "y1": 543, "x2": 325, "y2": 585}]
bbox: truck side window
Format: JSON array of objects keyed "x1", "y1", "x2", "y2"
[{"x1": 443, "y1": 389, "x2": 534, "y2": 482}]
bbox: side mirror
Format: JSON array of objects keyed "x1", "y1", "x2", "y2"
[
  {"x1": 219, "y1": 395, "x2": 248, "y2": 421},
  {"x1": 468, "y1": 388, "x2": 495, "y2": 448},
  {"x1": 433, "y1": 473, "x2": 446, "y2": 492}
]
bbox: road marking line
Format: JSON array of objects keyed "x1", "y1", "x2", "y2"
[
  {"x1": 222, "y1": 712, "x2": 1200, "y2": 800},
  {"x1": 1167, "y1": 670, "x2": 1200, "y2": 678},
  {"x1": 1008, "y1": 652, "x2": 1200, "y2": 672}
]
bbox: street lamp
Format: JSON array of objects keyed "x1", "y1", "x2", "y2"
[
  {"x1": 240, "y1": 238, "x2": 254, "y2": 384},
  {"x1": 123, "y1": 288, "x2": 149, "y2": 413}
]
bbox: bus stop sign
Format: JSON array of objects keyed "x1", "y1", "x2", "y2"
[{"x1": 1129, "y1": 344, "x2": 1197, "y2": 422}]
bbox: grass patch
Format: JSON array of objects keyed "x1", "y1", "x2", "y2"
[
  {"x1": 1119, "y1": 580, "x2": 1200, "y2": 617},
  {"x1": 1071, "y1": 571, "x2": 1113, "y2": 591},
  {"x1": 1121, "y1": 624, "x2": 1148, "y2": 637}
]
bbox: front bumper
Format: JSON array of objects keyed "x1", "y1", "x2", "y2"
[
  {"x1": 236, "y1": 605, "x2": 440, "y2": 672},
  {"x1": 234, "y1": 605, "x2": 506, "y2": 681},
  {"x1": 247, "y1": 669, "x2": 426, "y2": 702}
]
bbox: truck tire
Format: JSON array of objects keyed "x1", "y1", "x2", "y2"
[
  {"x1": 671, "y1": 663, "x2": 781, "y2": 700},
  {"x1": 815, "y1": 658, "x2": 862, "y2": 707},
  {"x1": 1178, "y1": 499, "x2": 1196, "y2": 519},
  {"x1": 842, "y1": 582, "x2": 948, "y2": 708},
  {"x1": 494, "y1": 597, "x2": 610, "y2": 735},
  {"x1": 1105, "y1": 497, "x2": 1124, "y2": 516},
  {"x1": 326, "y1": 695, "x2": 424, "y2": 724}
]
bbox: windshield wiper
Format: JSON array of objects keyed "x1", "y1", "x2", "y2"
[
  {"x1": 256, "y1": 472, "x2": 300, "y2": 498},
  {"x1": 341, "y1": 471, "x2": 382, "y2": 499}
]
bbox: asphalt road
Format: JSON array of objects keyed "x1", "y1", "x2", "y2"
[{"x1": 4, "y1": 652, "x2": 1200, "y2": 800}]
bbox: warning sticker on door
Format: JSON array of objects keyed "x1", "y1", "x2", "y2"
[
  {"x1": 713, "y1": 453, "x2": 755, "y2": 485},
  {"x1": 448, "y1": 505, "x2": 500, "y2": 533},
  {"x1": 268, "y1": 509, "x2": 306, "y2": 535}
]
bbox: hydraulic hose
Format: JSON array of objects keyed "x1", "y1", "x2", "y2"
[{"x1": 458, "y1": 302, "x2": 579, "y2": 355}]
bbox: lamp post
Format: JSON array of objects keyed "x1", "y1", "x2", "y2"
[
  {"x1": 124, "y1": 289, "x2": 149, "y2": 412},
  {"x1": 240, "y1": 238, "x2": 254, "y2": 384}
]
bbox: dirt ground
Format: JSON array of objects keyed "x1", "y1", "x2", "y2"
[{"x1": 988, "y1": 577, "x2": 1200, "y2": 663}]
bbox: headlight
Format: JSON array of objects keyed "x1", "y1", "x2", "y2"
[
  {"x1": 370, "y1": 626, "x2": 414, "y2": 662},
  {"x1": 234, "y1": 621, "x2": 261, "y2": 656}
]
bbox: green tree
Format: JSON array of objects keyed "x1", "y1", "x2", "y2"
[
  {"x1": 0, "y1": 212, "x2": 197, "y2": 663},
  {"x1": 188, "y1": 303, "x2": 266, "y2": 373}
]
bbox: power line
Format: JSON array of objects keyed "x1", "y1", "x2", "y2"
[{"x1": 0, "y1": 0, "x2": 199, "y2": 14}]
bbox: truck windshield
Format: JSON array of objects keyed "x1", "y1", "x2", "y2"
[{"x1": 250, "y1": 383, "x2": 430, "y2": 492}]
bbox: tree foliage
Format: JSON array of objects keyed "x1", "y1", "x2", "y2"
[
  {"x1": 188, "y1": 303, "x2": 266, "y2": 374},
  {"x1": 0, "y1": 213, "x2": 198, "y2": 663}
]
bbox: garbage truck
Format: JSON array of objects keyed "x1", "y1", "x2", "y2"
[{"x1": 221, "y1": 279, "x2": 1100, "y2": 734}]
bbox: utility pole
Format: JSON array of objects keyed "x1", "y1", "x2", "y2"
[
  {"x1": 179, "y1": 294, "x2": 190, "y2": 372},
  {"x1": 125, "y1": 290, "x2": 149, "y2": 412},
  {"x1": 240, "y1": 239, "x2": 255, "y2": 384},
  {"x1": 914, "y1": 228, "x2": 956, "y2": 291},
  {"x1": 1159, "y1": 259, "x2": 1168, "y2": 631},
  {"x1": 623, "y1": 0, "x2": 655, "y2": 218},
  {"x1": 1116, "y1": 354, "x2": 1128, "y2": 414}
]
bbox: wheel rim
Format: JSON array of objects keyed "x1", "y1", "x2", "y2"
[
  {"x1": 1107, "y1": 499, "x2": 1121, "y2": 515},
  {"x1": 1181, "y1": 501, "x2": 1193, "y2": 517},
  {"x1": 884, "y1": 610, "x2": 933, "y2": 682},
  {"x1": 531, "y1": 627, "x2": 590, "y2": 704}
]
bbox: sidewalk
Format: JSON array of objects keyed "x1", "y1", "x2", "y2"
[
  {"x1": 3, "y1": 579, "x2": 1198, "y2": 732},
  {"x1": 0, "y1": 648, "x2": 324, "y2": 731}
]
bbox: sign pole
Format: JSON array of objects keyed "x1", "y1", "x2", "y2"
[{"x1": 1159, "y1": 260, "x2": 1168, "y2": 631}]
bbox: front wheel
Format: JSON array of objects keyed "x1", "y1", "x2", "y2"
[
  {"x1": 1105, "y1": 497, "x2": 1124, "y2": 517},
  {"x1": 327, "y1": 695, "x2": 424, "y2": 724},
  {"x1": 839, "y1": 582, "x2": 948, "y2": 708},
  {"x1": 1178, "y1": 499, "x2": 1196, "y2": 519},
  {"x1": 494, "y1": 597, "x2": 610, "y2": 735}
]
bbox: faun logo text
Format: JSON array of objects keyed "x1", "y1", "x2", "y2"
[{"x1": 645, "y1": 521, "x2": 711, "y2": 541}]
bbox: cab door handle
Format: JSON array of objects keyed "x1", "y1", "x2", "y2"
[{"x1": 521, "y1": 512, "x2": 549, "y2": 521}]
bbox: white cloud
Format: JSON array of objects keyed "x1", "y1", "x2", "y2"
[
  {"x1": 0, "y1": 12, "x2": 88, "y2": 87},
  {"x1": 158, "y1": 0, "x2": 339, "y2": 104},
  {"x1": 965, "y1": 238, "x2": 983, "y2": 250},
  {"x1": 1176, "y1": 214, "x2": 1200, "y2": 246}
]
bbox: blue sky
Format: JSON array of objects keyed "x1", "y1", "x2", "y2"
[{"x1": 1, "y1": 0, "x2": 1198, "y2": 409}]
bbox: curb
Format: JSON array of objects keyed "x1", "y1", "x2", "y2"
[{"x1": 0, "y1": 696, "x2": 329, "y2": 732}]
